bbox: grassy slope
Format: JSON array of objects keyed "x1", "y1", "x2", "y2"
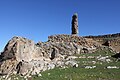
[
  {"x1": 32, "y1": 48, "x2": 120, "y2": 80},
  {"x1": 1, "y1": 48, "x2": 120, "y2": 80}
]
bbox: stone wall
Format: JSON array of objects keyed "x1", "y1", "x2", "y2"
[
  {"x1": 84, "y1": 33, "x2": 120, "y2": 39},
  {"x1": 48, "y1": 35, "x2": 81, "y2": 42},
  {"x1": 84, "y1": 33, "x2": 120, "y2": 52},
  {"x1": 48, "y1": 34, "x2": 101, "y2": 48},
  {"x1": 48, "y1": 34, "x2": 87, "y2": 46}
]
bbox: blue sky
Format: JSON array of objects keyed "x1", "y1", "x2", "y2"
[{"x1": 0, "y1": 0, "x2": 120, "y2": 52}]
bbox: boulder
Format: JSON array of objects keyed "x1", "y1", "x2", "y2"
[
  {"x1": 65, "y1": 60, "x2": 78, "y2": 67},
  {"x1": 0, "y1": 36, "x2": 41, "y2": 62}
]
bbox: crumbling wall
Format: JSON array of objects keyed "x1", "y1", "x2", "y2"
[{"x1": 84, "y1": 33, "x2": 120, "y2": 52}]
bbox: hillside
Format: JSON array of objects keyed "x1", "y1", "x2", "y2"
[
  {"x1": 84, "y1": 33, "x2": 120, "y2": 53},
  {"x1": 0, "y1": 33, "x2": 120, "y2": 80},
  {"x1": 0, "y1": 13, "x2": 120, "y2": 80}
]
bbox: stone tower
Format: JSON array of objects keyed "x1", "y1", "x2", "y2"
[{"x1": 71, "y1": 13, "x2": 79, "y2": 36}]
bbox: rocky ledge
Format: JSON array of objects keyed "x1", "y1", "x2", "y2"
[{"x1": 0, "y1": 35, "x2": 101, "y2": 79}]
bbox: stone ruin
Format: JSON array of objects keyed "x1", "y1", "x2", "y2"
[
  {"x1": 0, "y1": 34, "x2": 100, "y2": 79},
  {"x1": 84, "y1": 33, "x2": 120, "y2": 53},
  {"x1": 71, "y1": 13, "x2": 79, "y2": 36},
  {"x1": 0, "y1": 13, "x2": 113, "y2": 79}
]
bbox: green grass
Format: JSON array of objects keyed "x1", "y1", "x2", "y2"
[
  {"x1": 31, "y1": 48, "x2": 120, "y2": 80},
  {"x1": 1, "y1": 48, "x2": 120, "y2": 80},
  {"x1": 32, "y1": 67, "x2": 120, "y2": 80}
]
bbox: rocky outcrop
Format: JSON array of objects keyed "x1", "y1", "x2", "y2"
[
  {"x1": 0, "y1": 35, "x2": 101, "y2": 78},
  {"x1": 0, "y1": 36, "x2": 46, "y2": 76},
  {"x1": 71, "y1": 13, "x2": 79, "y2": 35},
  {"x1": 0, "y1": 36, "x2": 40, "y2": 62},
  {"x1": 84, "y1": 33, "x2": 120, "y2": 53}
]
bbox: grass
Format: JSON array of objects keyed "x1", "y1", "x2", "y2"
[
  {"x1": 1, "y1": 47, "x2": 120, "y2": 80},
  {"x1": 31, "y1": 48, "x2": 120, "y2": 80},
  {"x1": 32, "y1": 67, "x2": 120, "y2": 80}
]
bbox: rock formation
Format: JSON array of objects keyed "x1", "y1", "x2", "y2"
[
  {"x1": 71, "y1": 13, "x2": 79, "y2": 35},
  {"x1": 0, "y1": 35, "x2": 100, "y2": 79}
]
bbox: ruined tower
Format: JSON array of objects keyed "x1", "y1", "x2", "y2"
[{"x1": 71, "y1": 13, "x2": 79, "y2": 36}]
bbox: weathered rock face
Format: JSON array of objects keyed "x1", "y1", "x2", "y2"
[
  {"x1": 71, "y1": 13, "x2": 79, "y2": 35},
  {"x1": 0, "y1": 35, "x2": 101, "y2": 78},
  {"x1": 0, "y1": 36, "x2": 43, "y2": 62},
  {"x1": 0, "y1": 36, "x2": 47, "y2": 76}
]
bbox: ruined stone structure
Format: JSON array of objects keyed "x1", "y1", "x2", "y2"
[
  {"x1": 71, "y1": 13, "x2": 79, "y2": 35},
  {"x1": 84, "y1": 33, "x2": 120, "y2": 52},
  {"x1": 0, "y1": 13, "x2": 120, "y2": 79},
  {"x1": 0, "y1": 35, "x2": 100, "y2": 78}
]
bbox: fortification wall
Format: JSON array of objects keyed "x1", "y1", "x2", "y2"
[
  {"x1": 48, "y1": 34, "x2": 83, "y2": 42},
  {"x1": 48, "y1": 34, "x2": 101, "y2": 48},
  {"x1": 84, "y1": 33, "x2": 120, "y2": 39}
]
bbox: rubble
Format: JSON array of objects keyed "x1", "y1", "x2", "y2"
[{"x1": 0, "y1": 34, "x2": 101, "y2": 79}]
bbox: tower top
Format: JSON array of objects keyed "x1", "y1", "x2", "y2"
[{"x1": 73, "y1": 13, "x2": 78, "y2": 16}]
